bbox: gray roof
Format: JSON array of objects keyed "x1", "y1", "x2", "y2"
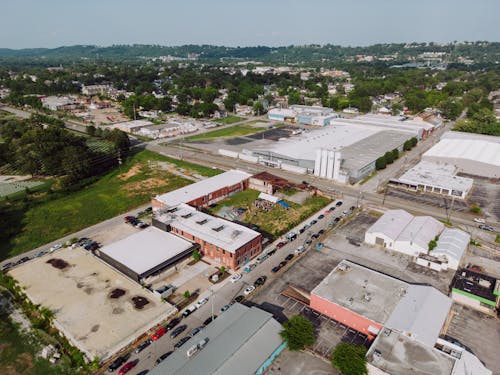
[
  {"x1": 366, "y1": 209, "x2": 414, "y2": 240},
  {"x1": 432, "y1": 228, "x2": 470, "y2": 266},
  {"x1": 396, "y1": 215, "x2": 444, "y2": 251},
  {"x1": 150, "y1": 304, "x2": 283, "y2": 375}
]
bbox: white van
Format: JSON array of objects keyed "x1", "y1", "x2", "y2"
[{"x1": 187, "y1": 345, "x2": 199, "y2": 357}]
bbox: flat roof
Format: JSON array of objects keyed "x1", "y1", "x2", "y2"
[
  {"x1": 155, "y1": 170, "x2": 251, "y2": 207},
  {"x1": 98, "y1": 227, "x2": 194, "y2": 276},
  {"x1": 367, "y1": 329, "x2": 455, "y2": 375},
  {"x1": 150, "y1": 304, "x2": 283, "y2": 375},
  {"x1": 337, "y1": 113, "x2": 435, "y2": 131},
  {"x1": 155, "y1": 204, "x2": 260, "y2": 253},
  {"x1": 432, "y1": 228, "x2": 470, "y2": 265},
  {"x1": 396, "y1": 161, "x2": 474, "y2": 192},
  {"x1": 312, "y1": 260, "x2": 451, "y2": 345},
  {"x1": 110, "y1": 119, "x2": 153, "y2": 130},
  {"x1": 423, "y1": 131, "x2": 500, "y2": 167},
  {"x1": 452, "y1": 268, "x2": 499, "y2": 303}
]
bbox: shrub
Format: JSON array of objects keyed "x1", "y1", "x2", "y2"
[
  {"x1": 392, "y1": 148, "x2": 399, "y2": 160},
  {"x1": 375, "y1": 156, "x2": 387, "y2": 170},
  {"x1": 384, "y1": 151, "x2": 394, "y2": 164},
  {"x1": 470, "y1": 205, "x2": 481, "y2": 213},
  {"x1": 331, "y1": 343, "x2": 368, "y2": 375},
  {"x1": 280, "y1": 315, "x2": 315, "y2": 351},
  {"x1": 184, "y1": 290, "x2": 191, "y2": 299}
]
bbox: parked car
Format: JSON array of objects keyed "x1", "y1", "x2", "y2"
[
  {"x1": 1, "y1": 262, "x2": 14, "y2": 271},
  {"x1": 108, "y1": 354, "x2": 130, "y2": 372},
  {"x1": 135, "y1": 339, "x2": 152, "y2": 354},
  {"x1": 279, "y1": 261, "x2": 288, "y2": 268},
  {"x1": 305, "y1": 239, "x2": 312, "y2": 246},
  {"x1": 156, "y1": 351, "x2": 173, "y2": 364},
  {"x1": 203, "y1": 315, "x2": 217, "y2": 326},
  {"x1": 119, "y1": 360, "x2": 138, "y2": 375},
  {"x1": 49, "y1": 243, "x2": 62, "y2": 252},
  {"x1": 137, "y1": 371, "x2": 149, "y2": 375},
  {"x1": 166, "y1": 317, "x2": 182, "y2": 331},
  {"x1": 333, "y1": 217, "x2": 340, "y2": 223},
  {"x1": 244, "y1": 286, "x2": 256, "y2": 295},
  {"x1": 244, "y1": 264, "x2": 257, "y2": 273},
  {"x1": 328, "y1": 206, "x2": 335, "y2": 212},
  {"x1": 170, "y1": 324, "x2": 187, "y2": 338},
  {"x1": 318, "y1": 229, "x2": 325, "y2": 235},
  {"x1": 311, "y1": 233, "x2": 319, "y2": 239},
  {"x1": 271, "y1": 266, "x2": 281, "y2": 273},
  {"x1": 310, "y1": 219, "x2": 317, "y2": 225},
  {"x1": 220, "y1": 304, "x2": 230, "y2": 313},
  {"x1": 285, "y1": 254, "x2": 294, "y2": 261},
  {"x1": 316, "y1": 242, "x2": 324, "y2": 250},
  {"x1": 195, "y1": 298, "x2": 209, "y2": 309},
  {"x1": 318, "y1": 214, "x2": 325, "y2": 220},
  {"x1": 174, "y1": 336, "x2": 191, "y2": 349},
  {"x1": 295, "y1": 245, "x2": 305, "y2": 254},
  {"x1": 19, "y1": 256, "x2": 30, "y2": 264},
  {"x1": 182, "y1": 305, "x2": 197, "y2": 318},
  {"x1": 254, "y1": 276, "x2": 267, "y2": 287},
  {"x1": 233, "y1": 295, "x2": 245, "y2": 303},
  {"x1": 137, "y1": 222, "x2": 149, "y2": 229},
  {"x1": 230, "y1": 273, "x2": 242, "y2": 283},
  {"x1": 276, "y1": 242, "x2": 287, "y2": 249},
  {"x1": 152, "y1": 327, "x2": 166, "y2": 341},
  {"x1": 336, "y1": 201, "x2": 343, "y2": 207},
  {"x1": 473, "y1": 218, "x2": 486, "y2": 224},
  {"x1": 479, "y1": 224, "x2": 494, "y2": 232},
  {"x1": 267, "y1": 248, "x2": 277, "y2": 256},
  {"x1": 285, "y1": 232, "x2": 298, "y2": 241},
  {"x1": 35, "y1": 251, "x2": 47, "y2": 258},
  {"x1": 304, "y1": 223, "x2": 311, "y2": 230},
  {"x1": 124, "y1": 216, "x2": 135, "y2": 222},
  {"x1": 350, "y1": 206, "x2": 356, "y2": 211}
]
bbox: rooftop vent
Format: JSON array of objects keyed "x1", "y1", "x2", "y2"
[
  {"x1": 363, "y1": 293, "x2": 372, "y2": 302},
  {"x1": 231, "y1": 230, "x2": 242, "y2": 239},
  {"x1": 181, "y1": 212, "x2": 193, "y2": 219},
  {"x1": 212, "y1": 225, "x2": 224, "y2": 232},
  {"x1": 196, "y1": 219, "x2": 208, "y2": 225},
  {"x1": 167, "y1": 207, "x2": 179, "y2": 213}
]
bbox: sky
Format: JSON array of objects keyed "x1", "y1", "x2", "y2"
[{"x1": 1, "y1": 0, "x2": 499, "y2": 49}]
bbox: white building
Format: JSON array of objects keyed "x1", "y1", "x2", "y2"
[
  {"x1": 109, "y1": 120, "x2": 153, "y2": 133},
  {"x1": 81, "y1": 84, "x2": 113, "y2": 96},
  {"x1": 429, "y1": 228, "x2": 470, "y2": 270},
  {"x1": 365, "y1": 210, "x2": 444, "y2": 256},
  {"x1": 422, "y1": 131, "x2": 500, "y2": 178}
]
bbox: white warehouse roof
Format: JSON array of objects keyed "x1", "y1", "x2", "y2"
[
  {"x1": 155, "y1": 204, "x2": 260, "y2": 253},
  {"x1": 155, "y1": 170, "x2": 251, "y2": 208},
  {"x1": 431, "y1": 228, "x2": 470, "y2": 269},
  {"x1": 366, "y1": 210, "x2": 414, "y2": 240},
  {"x1": 99, "y1": 227, "x2": 194, "y2": 276},
  {"x1": 396, "y1": 215, "x2": 444, "y2": 252}
]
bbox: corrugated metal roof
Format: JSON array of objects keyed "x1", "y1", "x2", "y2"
[
  {"x1": 396, "y1": 216, "x2": 444, "y2": 250},
  {"x1": 366, "y1": 210, "x2": 414, "y2": 240},
  {"x1": 432, "y1": 228, "x2": 470, "y2": 266}
]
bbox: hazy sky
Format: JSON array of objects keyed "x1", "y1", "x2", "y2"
[{"x1": 1, "y1": 0, "x2": 499, "y2": 48}]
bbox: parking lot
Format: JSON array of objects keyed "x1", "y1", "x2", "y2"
[{"x1": 445, "y1": 303, "x2": 500, "y2": 375}]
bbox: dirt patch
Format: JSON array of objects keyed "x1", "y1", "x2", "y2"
[
  {"x1": 84, "y1": 287, "x2": 93, "y2": 295},
  {"x1": 46, "y1": 258, "x2": 69, "y2": 270},
  {"x1": 118, "y1": 164, "x2": 143, "y2": 181},
  {"x1": 131, "y1": 296, "x2": 150, "y2": 310},
  {"x1": 122, "y1": 178, "x2": 169, "y2": 196},
  {"x1": 91, "y1": 324, "x2": 100, "y2": 333},
  {"x1": 109, "y1": 288, "x2": 126, "y2": 299},
  {"x1": 112, "y1": 307, "x2": 124, "y2": 315}
]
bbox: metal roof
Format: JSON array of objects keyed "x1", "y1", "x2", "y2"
[
  {"x1": 432, "y1": 228, "x2": 470, "y2": 266},
  {"x1": 150, "y1": 304, "x2": 283, "y2": 375},
  {"x1": 396, "y1": 216, "x2": 444, "y2": 251},
  {"x1": 366, "y1": 209, "x2": 414, "y2": 240},
  {"x1": 155, "y1": 170, "x2": 251, "y2": 208},
  {"x1": 98, "y1": 227, "x2": 193, "y2": 275}
]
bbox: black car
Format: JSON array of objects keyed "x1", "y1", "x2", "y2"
[
  {"x1": 135, "y1": 339, "x2": 152, "y2": 354},
  {"x1": 311, "y1": 233, "x2": 319, "y2": 239},
  {"x1": 85, "y1": 242, "x2": 99, "y2": 251},
  {"x1": 336, "y1": 201, "x2": 343, "y2": 207},
  {"x1": 77, "y1": 237, "x2": 90, "y2": 245},
  {"x1": 267, "y1": 248, "x2": 277, "y2": 256},
  {"x1": 328, "y1": 207, "x2": 335, "y2": 212},
  {"x1": 156, "y1": 351, "x2": 173, "y2": 364},
  {"x1": 166, "y1": 317, "x2": 182, "y2": 331},
  {"x1": 174, "y1": 336, "x2": 191, "y2": 349},
  {"x1": 108, "y1": 354, "x2": 130, "y2": 372},
  {"x1": 234, "y1": 295, "x2": 245, "y2": 303},
  {"x1": 203, "y1": 315, "x2": 217, "y2": 326},
  {"x1": 1, "y1": 262, "x2": 14, "y2": 271},
  {"x1": 350, "y1": 206, "x2": 356, "y2": 211},
  {"x1": 19, "y1": 256, "x2": 30, "y2": 263},
  {"x1": 145, "y1": 206, "x2": 153, "y2": 212},
  {"x1": 285, "y1": 254, "x2": 294, "y2": 261},
  {"x1": 318, "y1": 214, "x2": 325, "y2": 220},
  {"x1": 333, "y1": 217, "x2": 340, "y2": 223},
  {"x1": 310, "y1": 219, "x2": 317, "y2": 225},
  {"x1": 137, "y1": 371, "x2": 149, "y2": 375},
  {"x1": 170, "y1": 324, "x2": 187, "y2": 338},
  {"x1": 318, "y1": 229, "x2": 325, "y2": 235},
  {"x1": 271, "y1": 266, "x2": 281, "y2": 273},
  {"x1": 305, "y1": 239, "x2": 312, "y2": 246},
  {"x1": 254, "y1": 276, "x2": 267, "y2": 287},
  {"x1": 299, "y1": 227, "x2": 305, "y2": 234},
  {"x1": 279, "y1": 261, "x2": 288, "y2": 268}
]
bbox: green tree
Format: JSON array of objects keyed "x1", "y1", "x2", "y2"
[
  {"x1": 253, "y1": 101, "x2": 265, "y2": 115},
  {"x1": 392, "y1": 148, "x2": 399, "y2": 160},
  {"x1": 86, "y1": 125, "x2": 97, "y2": 136},
  {"x1": 220, "y1": 266, "x2": 226, "y2": 274},
  {"x1": 184, "y1": 290, "x2": 191, "y2": 299},
  {"x1": 384, "y1": 151, "x2": 394, "y2": 164},
  {"x1": 193, "y1": 249, "x2": 200, "y2": 261},
  {"x1": 331, "y1": 343, "x2": 368, "y2": 375},
  {"x1": 428, "y1": 239, "x2": 437, "y2": 251},
  {"x1": 375, "y1": 156, "x2": 387, "y2": 170},
  {"x1": 280, "y1": 315, "x2": 315, "y2": 351}
]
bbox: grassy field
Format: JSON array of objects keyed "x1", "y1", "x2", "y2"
[
  {"x1": 208, "y1": 189, "x2": 331, "y2": 237},
  {"x1": 153, "y1": 154, "x2": 223, "y2": 177},
  {"x1": 186, "y1": 124, "x2": 266, "y2": 142},
  {"x1": 214, "y1": 115, "x2": 244, "y2": 125},
  {"x1": 0, "y1": 150, "x2": 212, "y2": 259}
]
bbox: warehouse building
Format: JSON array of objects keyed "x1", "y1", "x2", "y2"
[
  {"x1": 150, "y1": 303, "x2": 285, "y2": 375},
  {"x1": 389, "y1": 161, "x2": 474, "y2": 199},
  {"x1": 109, "y1": 119, "x2": 153, "y2": 133},
  {"x1": 451, "y1": 268, "x2": 500, "y2": 315},
  {"x1": 96, "y1": 227, "x2": 197, "y2": 283},
  {"x1": 267, "y1": 105, "x2": 339, "y2": 126},
  {"x1": 152, "y1": 170, "x2": 251, "y2": 210},
  {"x1": 248, "y1": 172, "x2": 292, "y2": 194},
  {"x1": 365, "y1": 210, "x2": 444, "y2": 257},
  {"x1": 153, "y1": 204, "x2": 261, "y2": 270},
  {"x1": 422, "y1": 131, "x2": 500, "y2": 178},
  {"x1": 429, "y1": 228, "x2": 470, "y2": 270},
  {"x1": 309, "y1": 260, "x2": 452, "y2": 345}
]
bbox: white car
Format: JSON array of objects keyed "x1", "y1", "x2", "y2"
[
  {"x1": 230, "y1": 273, "x2": 242, "y2": 283},
  {"x1": 49, "y1": 243, "x2": 62, "y2": 252},
  {"x1": 473, "y1": 218, "x2": 486, "y2": 224},
  {"x1": 195, "y1": 298, "x2": 209, "y2": 309},
  {"x1": 295, "y1": 245, "x2": 305, "y2": 254},
  {"x1": 244, "y1": 286, "x2": 256, "y2": 296}
]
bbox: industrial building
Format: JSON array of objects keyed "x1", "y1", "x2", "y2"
[
  {"x1": 267, "y1": 105, "x2": 339, "y2": 126},
  {"x1": 153, "y1": 204, "x2": 261, "y2": 270},
  {"x1": 96, "y1": 227, "x2": 198, "y2": 283},
  {"x1": 248, "y1": 172, "x2": 292, "y2": 194},
  {"x1": 422, "y1": 131, "x2": 500, "y2": 178},
  {"x1": 364, "y1": 210, "x2": 444, "y2": 257},
  {"x1": 389, "y1": 161, "x2": 474, "y2": 199},
  {"x1": 150, "y1": 303, "x2": 285, "y2": 375},
  {"x1": 109, "y1": 119, "x2": 154, "y2": 133},
  {"x1": 41, "y1": 96, "x2": 82, "y2": 111},
  {"x1": 152, "y1": 170, "x2": 251, "y2": 210},
  {"x1": 428, "y1": 228, "x2": 470, "y2": 270},
  {"x1": 81, "y1": 84, "x2": 113, "y2": 96},
  {"x1": 309, "y1": 260, "x2": 452, "y2": 345},
  {"x1": 451, "y1": 268, "x2": 500, "y2": 315}
]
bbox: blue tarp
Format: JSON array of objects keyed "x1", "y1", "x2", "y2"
[{"x1": 278, "y1": 200, "x2": 290, "y2": 209}]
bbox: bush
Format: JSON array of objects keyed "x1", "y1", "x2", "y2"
[
  {"x1": 410, "y1": 137, "x2": 418, "y2": 147},
  {"x1": 184, "y1": 290, "x2": 191, "y2": 299},
  {"x1": 193, "y1": 249, "x2": 200, "y2": 261},
  {"x1": 384, "y1": 151, "x2": 394, "y2": 164},
  {"x1": 392, "y1": 148, "x2": 399, "y2": 160},
  {"x1": 331, "y1": 343, "x2": 368, "y2": 375},
  {"x1": 428, "y1": 239, "x2": 437, "y2": 251},
  {"x1": 280, "y1": 315, "x2": 315, "y2": 351},
  {"x1": 375, "y1": 156, "x2": 387, "y2": 170},
  {"x1": 470, "y1": 205, "x2": 481, "y2": 213}
]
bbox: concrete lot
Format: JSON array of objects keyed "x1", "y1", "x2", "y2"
[
  {"x1": 9, "y1": 247, "x2": 177, "y2": 361},
  {"x1": 466, "y1": 175, "x2": 500, "y2": 222},
  {"x1": 445, "y1": 303, "x2": 500, "y2": 375},
  {"x1": 266, "y1": 348, "x2": 338, "y2": 375}
]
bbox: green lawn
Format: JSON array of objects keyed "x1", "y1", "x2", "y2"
[
  {"x1": 214, "y1": 115, "x2": 244, "y2": 125},
  {"x1": 186, "y1": 124, "x2": 266, "y2": 142},
  {"x1": 0, "y1": 150, "x2": 204, "y2": 259},
  {"x1": 208, "y1": 189, "x2": 331, "y2": 237}
]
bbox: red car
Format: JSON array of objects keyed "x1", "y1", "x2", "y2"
[
  {"x1": 119, "y1": 360, "x2": 138, "y2": 375},
  {"x1": 276, "y1": 242, "x2": 287, "y2": 249},
  {"x1": 152, "y1": 327, "x2": 166, "y2": 341},
  {"x1": 124, "y1": 216, "x2": 135, "y2": 222}
]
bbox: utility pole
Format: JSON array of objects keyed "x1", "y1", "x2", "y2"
[{"x1": 210, "y1": 288, "x2": 214, "y2": 322}]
